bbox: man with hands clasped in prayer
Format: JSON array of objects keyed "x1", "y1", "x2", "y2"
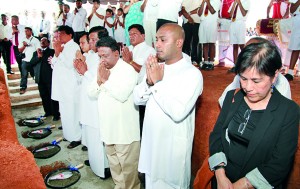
[{"x1": 133, "y1": 23, "x2": 203, "y2": 189}]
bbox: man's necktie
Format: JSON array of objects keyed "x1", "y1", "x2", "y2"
[
  {"x1": 40, "y1": 20, "x2": 44, "y2": 32},
  {"x1": 15, "y1": 25, "x2": 19, "y2": 46},
  {"x1": 232, "y1": 4, "x2": 238, "y2": 22},
  {"x1": 204, "y1": 3, "x2": 209, "y2": 17}
]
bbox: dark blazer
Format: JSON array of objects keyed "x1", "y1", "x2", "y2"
[
  {"x1": 30, "y1": 48, "x2": 55, "y2": 84},
  {"x1": 209, "y1": 88, "x2": 299, "y2": 188}
]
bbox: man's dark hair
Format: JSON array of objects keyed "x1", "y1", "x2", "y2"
[
  {"x1": 96, "y1": 36, "x2": 119, "y2": 53},
  {"x1": 57, "y1": 25, "x2": 74, "y2": 38},
  {"x1": 106, "y1": 9, "x2": 113, "y2": 14},
  {"x1": 93, "y1": 27, "x2": 109, "y2": 39},
  {"x1": 235, "y1": 40, "x2": 282, "y2": 77},
  {"x1": 80, "y1": 32, "x2": 89, "y2": 42},
  {"x1": 1, "y1": 14, "x2": 7, "y2": 17},
  {"x1": 117, "y1": 8, "x2": 123, "y2": 13},
  {"x1": 128, "y1": 24, "x2": 145, "y2": 34},
  {"x1": 25, "y1": 27, "x2": 32, "y2": 32},
  {"x1": 63, "y1": 4, "x2": 70, "y2": 9},
  {"x1": 11, "y1": 15, "x2": 19, "y2": 20},
  {"x1": 93, "y1": 0, "x2": 100, "y2": 3}
]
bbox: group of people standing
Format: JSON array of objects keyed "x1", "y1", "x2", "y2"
[{"x1": 0, "y1": 0, "x2": 299, "y2": 189}]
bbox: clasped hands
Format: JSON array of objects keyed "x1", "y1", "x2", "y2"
[
  {"x1": 146, "y1": 55, "x2": 164, "y2": 86},
  {"x1": 73, "y1": 50, "x2": 87, "y2": 75},
  {"x1": 97, "y1": 63, "x2": 110, "y2": 86}
]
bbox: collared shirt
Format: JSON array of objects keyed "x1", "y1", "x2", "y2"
[
  {"x1": 128, "y1": 41, "x2": 156, "y2": 84},
  {"x1": 88, "y1": 58, "x2": 140, "y2": 144},
  {"x1": 39, "y1": 19, "x2": 51, "y2": 34},
  {"x1": 228, "y1": 0, "x2": 250, "y2": 21},
  {"x1": 104, "y1": 17, "x2": 114, "y2": 37},
  {"x1": 89, "y1": 7, "x2": 106, "y2": 28},
  {"x1": 57, "y1": 12, "x2": 74, "y2": 27},
  {"x1": 51, "y1": 39, "x2": 81, "y2": 102},
  {"x1": 19, "y1": 36, "x2": 40, "y2": 62},
  {"x1": 72, "y1": 7, "x2": 87, "y2": 32},
  {"x1": 0, "y1": 23, "x2": 12, "y2": 40},
  {"x1": 11, "y1": 24, "x2": 25, "y2": 46}
]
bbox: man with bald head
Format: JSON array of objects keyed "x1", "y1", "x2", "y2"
[{"x1": 133, "y1": 23, "x2": 203, "y2": 189}]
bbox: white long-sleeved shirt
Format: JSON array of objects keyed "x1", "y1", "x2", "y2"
[
  {"x1": 133, "y1": 58, "x2": 203, "y2": 188},
  {"x1": 88, "y1": 58, "x2": 140, "y2": 145},
  {"x1": 89, "y1": 7, "x2": 105, "y2": 28},
  {"x1": 51, "y1": 39, "x2": 81, "y2": 102},
  {"x1": 11, "y1": 24, "x2": 25, "y2": 46},
  {"x1": 79, "y1": 51, "x2": 100, "y2": 127},
  {"x1": 57, "y1": 12, "x2": 74, "y2": 27},
  {"x1": 128, "y1": 41, "x2": 156, "y2": 84},
  {"x1": 72, "y1": 7, "x2": 87, "y2": 32},
  {"x1": 0, "y1": 23, "x2": 12, "y2": 40},
  {"x1": 39, "y1": 19, "x2": 51, "y2": 34}
]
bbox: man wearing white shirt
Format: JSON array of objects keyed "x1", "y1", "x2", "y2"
[
  {"x1": 18, "y1": 27, "x2": 40, "y2": 94},
  {"x1": 57, "y1": 4, "x2": 74, "y2": 28},
  {"x1": 38, "y1": 11, "x2": 51, "y2": 40},
  {"x1": 88, "y1": 0, "x2": 105, "y2": 29},
  {"x1": 133, "y1": 23, "x2": 203, "y2": 189},
  {"x1": 11, "y1": 15, "x2": 25, "y2": 75},
  {"x1": 72, "y1": 0, "x2": 87, "y2": 44},
  {"x1": 0, "y1": 14, "x2": 13, "y2": 74},
  {"x1": 141, "y1": 0, "x2": 158, "y2": 46},
  {"x1": 228, "y1": 0, "x2": 250, "y2": 71},
  {"x1": 122, "y1": 24, "x2": 156, "y2": 136},
  {"x1": 51, "y1": 25, "x2": 82, "y2": 149},
  {"x1": 74, "y1": 26, "x2": 111, "y2": 179},
  {"x1": 88, "y1": 36, "x2": 140, "y2": 189}
]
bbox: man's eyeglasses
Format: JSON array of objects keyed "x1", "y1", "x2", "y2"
[{"x1": 238, "y1": 109, "x2": 252, "y2": 135}]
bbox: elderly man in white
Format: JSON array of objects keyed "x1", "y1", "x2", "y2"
[
  {"x1": 73, "y1": 26, "x2": 110, "y2": 179},
  {"x1": 88, "y1": 36, "x2": 140, "y2": 189},
  {"x1": 51, "y1": 25, "x2": 82, "y2": 149}
]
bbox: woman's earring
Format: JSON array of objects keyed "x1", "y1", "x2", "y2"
[{"x1": 271, "y1": 84, "x2": 275, "y2": 94}]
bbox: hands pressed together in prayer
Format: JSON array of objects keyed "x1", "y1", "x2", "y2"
[
  {"x1": 97, "y1": 63, "x2": 110, "y2": 86},
  {"x1": 146, "y1": 55, "x2": 164, "y2": 86},
  {"x1": 121, "y1": 47, "x2": 133, "y2": 64},
  {"x1": 52, "y1": 39, "x2": 63, "y2": 57},
  {"x1": 74, "y1": 50, "x2": 87, "y2": 75}
]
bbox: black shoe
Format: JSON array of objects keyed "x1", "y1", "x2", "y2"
[
  {"x1": 53, "y1": 116, "x2": 60, "y2": 121},
  {"x1": 284, "y1": 73, "x2": 294, "y2": 81},
  {"x1": 100, "y1": 168, "x2": 111, "y2": 180},
  {"x1": 84, "y1": 160, "x2": 90, "y2": 166},
  {"x1": 7, "y1": 71, "x2": 14, "y2": 74},
  {"x1": 19, "y1": 88, "x2": 26, "y2": 95},
  {"x1": 82, "y1": 146, "x2": 88, "y2": 151},
  {"x1": 58, "y1": 126, "x2": 63, "y2": 130},
  {"x1": 204, "y1": 64, "x2": 214, "y2": 71},
  {"x1": 67, "y1": 141, "x2": 81, "y2": 149},
  {"x1": 138, "y1": 172, "x2": 146, "y2": 187},
  {"x1": 200, "y1": 63, "x2": 208, "y2": 70},
  {"x1": 43, "y1": 113, "x2": 51, "y2": 117},
  {"x1": 63, "y1": 138, "x2": 67, "y2": 141}
]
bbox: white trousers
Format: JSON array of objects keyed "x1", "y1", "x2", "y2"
[
  {"x1": 84, "y1": 125, "x2": 109, "y2": 177},
  {"x1": 145, "y1": 174, "x2": 189, "y2": 189},
  {"x1": 59, "y1": 101, "x2": 81, "y2": 142}
]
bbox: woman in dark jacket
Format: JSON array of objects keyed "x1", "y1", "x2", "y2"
[{"x1": 209, "y1": 40, "x2": 299, "y2": 189}]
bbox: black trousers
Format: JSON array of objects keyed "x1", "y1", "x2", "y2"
[
  {"x1": 156, "y1": 19, "x2": 177, "y2": 31},
  {"x1": 38, "y1": 80, "x2": 60, "y2": 118},
  {"x1": 13, "y1": 45, "x2": 22, "y2": 73},
  {"x1": 183, "y1": 22, "x2": 201, "y2": 63},
  {"x1": 0, "y1": 40, "x2": 12, "y2": 72},
  {"x1": 139, "y1": 105, "x2": 145, "y2": 138}
]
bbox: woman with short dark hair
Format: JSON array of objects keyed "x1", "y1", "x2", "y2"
[{"x1": 209, "y1": 41, "x2": 299, "y2": 189}]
